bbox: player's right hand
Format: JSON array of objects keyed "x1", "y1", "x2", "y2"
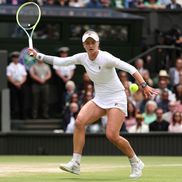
[{"x1": 27, "y1": 48, "x2": 37, "y2": 57}]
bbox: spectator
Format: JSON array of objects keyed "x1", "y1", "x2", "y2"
[
  {"x1": 130, "y1": 89, "x2": 144, "y2": 112},
  {"x1": 123, "y1": 0, "x2": 135, "y2": 8},
  {"x1": 0, "y1": 0, "x2": 6, "y2": 4},
  {"x1": 139, "y1": 95, "x2": 150, "y2": 113},
  {"x1": 162, "y1": 101, "x2": 177, "y2": 122},
  {"x1": 69, "y1": 0, "x2": 85, "y2": 7},
  {"x1": 6, "y1": 0, "x2": 25, "y2": 5},
  {"x1": 85, "y1": 83, "x2": 94, "y2": 94},
  {"x1": 44, "y1": 0, "x2": 56, "y2": 6},
  {"x1": 141, "y1": 0, "x2": 165, "y2": 9},
  {"x1": 80, "y1": 83, "x2": 95, "y2": 105},
  {"x1": 78, "y1": 72, "x2": 93, "y2": 101},
  {"x1": 56, "y1": 0, "x2": 69, "y2": 6},
  {"x1": 62, "y1": 92, "x2": 80, "y2": 119},
  {"x1": 155, "y1": 70, "x2": 176, "y2": 102},
  {"x1": 156, "y1": 89, "x2": 170, "y2": 112},
  {"x1": 153, "y1": 69, "x2": 170, "y2": 87},
  {"x1": 142, "y1": 100, "x2": 157, "y2": 124},
  {"x1": 175, "y1": 100, "x2": 182, "y2": 112},
  {"x1": 53, "y1": 47, "x2": 76, "y2": 113},
  {"x1": 174, "y1": 70, "x2": 182, "y2": 86},
  {"x1": 124, "y1": 101, "x2": 137, "y2": 130},
  {"x1": 128, "y1": 113, "x2": 149, "y2": 133},
  {"x1": 64, "y1": 102, "x2": 79, "y2": 133},
  {"x1": 169, "y1": 58, "x2": 182, "y2": 86},
  {"x1": 6, "y1": 51, "x2": 27, "y2": 119},
  {"x1": 70, "y1": 93, "x2": 79, "y2": 104},
  {"x1": 134, "y1": 0, "x2": 145, "y2": 8},
  {"x1": 118, "y1": 71, "x2": 131, "y2": 85},
  {"x1": 168, "y1": 111, "x2": 182, "y2": 132},
  {"x1": 29, "y1": 58, "x2": 52, "y2": 119},
  {"x1": 166, "y1": 0, "x2": 182, "y2": 9},
  {"x1": 64, "y1": 80, "x2": 77, "y2": 106},
  {"x1": 176, "y1": 0, "x2": 182, "y2": 7},
  {"x1": 159, "y1": 0, "x2": 171, "y2": 6},
  {"x1": 86, "y1": 0, "x2": 103, "y2": 8},
  {"x1": 174, "y1": 83, "x2": 182, "y2": 103},
  {"x1": 81, "y1": 91, "x2": 93, "y2": 106},
  {"x1": 112, "y1": 0, "x2": 123, "y2": 8},
  {"x1": 149, "y1": 108, "x2": 169, "y2": 131},
  {"x1": 135, "y1": 58, "x2": 145, "y2": 75},
  {"x1": 36, "y1": 0, "x2": 44, "y2": 6},
  {"x1": 100, "y1": 0, "x2": 113, "y2": 7}
]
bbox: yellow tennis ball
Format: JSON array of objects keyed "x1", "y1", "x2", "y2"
[{"x1": 129, "y1": 83, "x2": 139, "y2": 93}]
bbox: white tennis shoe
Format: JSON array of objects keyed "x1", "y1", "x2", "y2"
[
  {"x1": 59, "y1": 160, "x2": 80, "y2": 175},
  {"x1": 130, "y1": 159, "x2": 144, "y2": 178}
]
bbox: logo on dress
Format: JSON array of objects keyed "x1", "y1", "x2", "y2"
[
  {"x1": 98, "y1": 66, "x2": 101, "y2": 70},
  {"x1": 114, "y1": 103, "x2": 119, "y2": 106}
]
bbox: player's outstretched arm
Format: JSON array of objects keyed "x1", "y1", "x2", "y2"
[
  {"x1": 132, "y1": 71, "x2": 159, "y2": 98},
  {"x1": 28, "y1": 48, "x2": 54, "y2": 65},
  {"x1": 28, "y1": 48, "x2": 79, "y2": 66}
]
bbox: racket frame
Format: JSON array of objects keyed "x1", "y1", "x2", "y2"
[{"x1": 16, "y1": 2, "x2": 41, "y2": 49}]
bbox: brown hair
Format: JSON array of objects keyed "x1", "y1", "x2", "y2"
[{"x1": 172, "y1": 111, "x2": 182, "y2": 125}]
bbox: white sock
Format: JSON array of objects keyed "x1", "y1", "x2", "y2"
[
  {"x1": 72, "y1": 153, "x2": 81, "y2": 164},
  {"x1": 129, "y1": 154, "x2": 139, "y2": 163}
]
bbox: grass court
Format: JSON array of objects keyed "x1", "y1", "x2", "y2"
[{"x1": 0, "y1": 156, "x2": 182, "y2": 182}]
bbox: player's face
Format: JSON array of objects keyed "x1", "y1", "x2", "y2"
[{"x1": 83, "y1": 38, "x2": 99, "y2": 54}]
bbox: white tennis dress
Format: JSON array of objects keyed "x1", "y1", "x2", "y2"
[{"x1": 52, "y1": 50, "x2": 137, "y2": 115}]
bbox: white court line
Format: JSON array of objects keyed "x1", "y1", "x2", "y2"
[
  {"x1": 0, "y1": 163, "x2": 182, "y2": 176},
  {"x1": 82, "y1": 163, "x2": 182, "y2": 171}
]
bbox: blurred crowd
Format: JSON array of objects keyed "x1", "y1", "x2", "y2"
[
  {"x1": 3, "y1": 0, "x2": 182, "y2": 134},
  {"x1": 6, "y1": 44, "x2": 182, "y2": 134},
  {"x1": 1, "y1": 0, "x2": 182, "y2": 10}
]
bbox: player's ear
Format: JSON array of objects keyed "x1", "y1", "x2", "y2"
[{"x1": 83, "y1": 42, "x2": 86, "y2": 49}]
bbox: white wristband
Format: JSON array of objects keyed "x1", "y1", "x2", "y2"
[{"x1": 36, "y1": 53, "x2": 45, "y2": 61}]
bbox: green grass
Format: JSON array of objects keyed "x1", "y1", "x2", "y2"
[{"x1": 0, "y1": 156, "x2": 182, "y2": 182}]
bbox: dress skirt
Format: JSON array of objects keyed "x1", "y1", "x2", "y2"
[{"x1": 92, "y1": 90, "x2": 128, "y2": 116}]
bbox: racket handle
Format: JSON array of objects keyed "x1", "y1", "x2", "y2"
[{"x1": 28, "y1": 37, "x2": 33, "y2": 56}]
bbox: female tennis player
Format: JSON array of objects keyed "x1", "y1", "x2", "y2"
[{"x1": 28, "y1": 30, "x2": 158, "y2": 178}]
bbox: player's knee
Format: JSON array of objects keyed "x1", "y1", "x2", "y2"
[
  {"x1": 106, "y1": 130, "x2": 119, "y2": 144},
  {"x1": 75, "y1": 115, "x2": 85, "y2": 129}
]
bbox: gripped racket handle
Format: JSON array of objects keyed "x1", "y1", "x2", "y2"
[{"x1": 29, "y1": 37, "x2": 33, "y2": 56}]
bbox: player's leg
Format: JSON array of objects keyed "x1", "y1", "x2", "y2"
[
  {"x1": 73, "y1": 101, "x2": 105, "y2": 154},
  {"x1": 105, "y1": 108, "x2": 135, "y2": 156},
  {"x1": 60, "y1": 101, "x2": 106, "y2": 174},
  {"x1": 105, "y1": 108, "x2": 144, "y2": 178}
]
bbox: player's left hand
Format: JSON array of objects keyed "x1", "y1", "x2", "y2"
[{"x1": 143, "y1": 85, "x2": 159, "y2": 99}]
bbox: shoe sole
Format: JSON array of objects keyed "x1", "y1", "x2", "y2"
[{"x1": 59, "y1": 165, "x2": 80, "y2": 175}]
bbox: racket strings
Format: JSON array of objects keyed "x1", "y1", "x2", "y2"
[{"x1": 17, "y1": 4, "x2": 40, "y2": 29}]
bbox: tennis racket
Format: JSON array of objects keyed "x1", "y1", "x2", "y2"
[
  {"x1": 16, "y1": 2, "x2": 41, "y2": 54},
  {"x1": 19, "y1": 47, "x2": 36, "y2": 71}
]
